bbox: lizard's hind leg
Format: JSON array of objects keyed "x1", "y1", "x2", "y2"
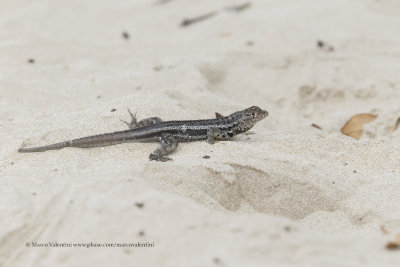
[
  {"x1": 136, "y1": 117, "x2": 163, "y2": 128},
  {"x1": 121, "y1": 108, "x2": 163, "y2": 129},
  {"x1": 149, "y1": 133, "x2": 178, "y2": 162}
]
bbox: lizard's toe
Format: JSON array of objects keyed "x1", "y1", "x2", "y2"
[
  {"x1": 207, "y1": 139, "x2": 216, "y2": 145},
  {"x1": 149, "y1": 153, "x2": 173, "y2": 162},
  {"x1": 160, "y1": 156, "x2": 172, "y2": 162}
]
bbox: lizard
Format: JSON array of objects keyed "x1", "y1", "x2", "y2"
[{"x1": 18, "y1": 106, "x2": 268, "y2": 161}]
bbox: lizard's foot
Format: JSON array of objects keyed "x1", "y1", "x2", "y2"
[
  {"x1": 207, "y1": 127, "x2": 231, "y2": 144},
  {"x1": 207, "y1": 127, "x2": 220, "y2": 144},
  {"x1": 120, "y1": 108, "x2": 138, "y2": 129},
  {"x1": 121, "y1": 109, "x2": 163, "y2": 129},
  {"x1": 207, "y1": 138, "x2": 216, "y2": 145},
  {"x1": 149, "y1": 133, "x2": 178, "y2": 162},
  {"x1": 149, "y1": 153, "x2": 172, "y2": 162}
]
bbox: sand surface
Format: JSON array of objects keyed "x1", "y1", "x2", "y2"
[{"x1": 2, "y1": 0, "x2": 400, "y2": 266}]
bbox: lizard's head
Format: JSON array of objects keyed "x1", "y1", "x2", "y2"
[
  {"x1": 242, "y1": 106, "x2": 269, "y2": 123},
  {"x1": 231, "y1": 106, "x2": 268, "y2": 134}
]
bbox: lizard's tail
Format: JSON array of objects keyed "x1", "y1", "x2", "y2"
[
  {"x1": 18, "y1": 130, "x2": 134, "y2": 153},
  {"x1": 18, "y1": 142, "x2": 72, "y2": 153}
]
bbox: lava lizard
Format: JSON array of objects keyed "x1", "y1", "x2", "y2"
[{"x1": 18, "y1": 106, "x2": 268, "y2": 161}]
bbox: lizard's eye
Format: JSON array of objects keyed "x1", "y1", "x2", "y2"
[{"x1": 251, "y1": 112, "x2": 256, "y2": 118}]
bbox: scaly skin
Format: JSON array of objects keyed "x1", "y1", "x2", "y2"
[{"x1": 18, "y1": 106, "x2": 269, "y2": 161}]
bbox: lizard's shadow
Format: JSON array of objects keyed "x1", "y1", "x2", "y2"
[{"x1": 142, "y1": 162, "x2": 340, "y2": 221}]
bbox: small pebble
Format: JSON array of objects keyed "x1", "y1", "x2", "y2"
[
  {"x1": 135, "y1": 202, "x2": 144, "y2": 208},
  {"x1": 153, "y1": 65, "x2": 164, "y2": 71},
  {"x1": 213, "y1": 257, "x2": 221, "y2": 264},
  {"x1": 246, "y1": 41, "x2": 254, "y2": 46},
  {"x1": 122, "y1": 31, "x2": 130, "y2": 40}
]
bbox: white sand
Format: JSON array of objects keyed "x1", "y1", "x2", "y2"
[{"x1": 2, "y1": 0, "x2": 400, "y2": 266}]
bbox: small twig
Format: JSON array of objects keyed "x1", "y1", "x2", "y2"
[
  {"x1": 181, "y1": 11, "x2": 218, "y2": 27},
  {"x1": 381, "y1": 225, "x2": 390, "y2": 235},
  {"x1": 311, "y1": 123, "x2": 323, "y2": 130},
  {"x1": 180, "y1": 2, "x2": 251, "y2": 27},
  {"x1": 392, "y1": 117, "x2": 400, "y2": 131},
  {"x1": 225, "y1": 2, "x2": 251, "y2": 12}
]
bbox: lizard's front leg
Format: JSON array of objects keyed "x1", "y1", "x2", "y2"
[
  {"x1": 121, "y1": 109, "x2": 163, "y2": 129},
  {"x1": 149, "y1": 133, "x2": 178, "y2": 162},
  {"x1": 207, "y1": 127, "x2": 229, "y2": 144}
]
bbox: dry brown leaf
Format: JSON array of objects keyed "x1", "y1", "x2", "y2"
[
  {"x1": 386, "y1": 242, "x2": 400, "y2": 250},
  {"x1": 386, "y1": 234, "x2": 400, "y2": 250},
  {"x1": 341, "y1": 113, "x2": 377, "y2": 139}
]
